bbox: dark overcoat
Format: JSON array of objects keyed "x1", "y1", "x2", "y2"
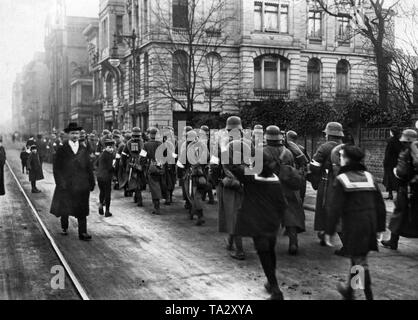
[
  {"x1": 50, "y1": 142, "x2": 95, "y2": 218},
  {"x1": 389, "y1": 149, "x2": 418, "y2": 238},
  {"x1": 27, "y1": 152, "x2": 44, "y2": 182},
  {"x1": 383, "y1": 137, "x2": 403, "y2": 191},
  {"x1": 0, "y1": 146, "x2": 5, "y2": 196},
  {"x1": 309, "y1": 140, "x2": 340, "y2": 231},
  {"x1": 231, "y1": 165, "x2": 287, "y2": 238},
  {"x1": 144, "y1": 139, "x2": 163, "y2": 200},
  {"x1": 327, "y1": 165, "x2": 387, "y2": 256},
  {"x1": 264, "y1": 142, "x2": 305, "y2": 232}
]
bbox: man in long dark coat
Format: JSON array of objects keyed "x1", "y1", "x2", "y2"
[
  {"x1": 383, "y1": 127, "x2": 403, "y2": 200},
  {"x1": 382, "y1": 129, "x2": 418, "y2": 249},
  {"x1": 0, "y1": 136, "x2": 5, "y2": 196},
  {"x1": 50, "y1": 123, "x2": 95, "y2": 241},
  {"x1": 308, "y1": 122, "x2": 344, "y2": 246}
]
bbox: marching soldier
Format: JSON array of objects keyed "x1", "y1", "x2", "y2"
[
  {"x1": 382, "y1": 129, "x2": 418, "y2": 249},
  {"x1": 118, "y1": 130, "x2": 132, "y2": 197},
  {"x1": 308, "y1": 122, "x2": 344, "y2": 246},
  {"x1": 121, "y1": 127, "x2": 146, "y2": 207},
  {"x1": 144, "y1": 127, "x2": 164, "y2": 215},
  {"x1": 286, "y1": 131, "x2": 309, "y2": 202},
  {"x1": 112, "y1": 130, "x2": 123, "y2": 190},
  {"x1": 178, "y1": 126, "x2": 194, "y2": 210},
  {"x1": 264, "y1": 126, "x2": 305, "y2": 255},
  {"x1": 162, "y1": 127, "x2": 177, "y2": 205},
  {"x1": 200, "y1": 125, "x2": 215, "y2": 205}
]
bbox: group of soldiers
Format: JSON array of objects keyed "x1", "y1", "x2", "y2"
[{"x1": 23, "y1": 115, "x2": 418, "y2": 300}]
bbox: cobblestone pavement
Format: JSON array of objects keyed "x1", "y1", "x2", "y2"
[{"x1": 1, "y1": 145, "x2": 417, "y2": 300}]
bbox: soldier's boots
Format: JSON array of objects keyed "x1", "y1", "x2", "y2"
[
  {"x1": 381, "y1": 233, "x2": 399, "y2": 250},
  {"x1": 287, "y1": 227, "x2": 299, "y2": 255},
  {"x1": 152, "y1": 200, "x2": 161, "y2": 215},
  {"x1": 105, "y1": 210, "x2": 113, "y2": 218},
  {"x1": 98, "y1": 203, "x2": 104, "y2": 216}
]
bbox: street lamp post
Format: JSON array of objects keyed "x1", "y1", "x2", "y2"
[{"x1": 110, "y1": 29, "x2": 138, "y2": 128}]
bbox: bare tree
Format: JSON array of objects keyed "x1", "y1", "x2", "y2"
[
  {"x1": 315, "y1": 0, "x2": 399, "y2": 110},
  {"x1": 150, "y1": 0, "x2": 237, "y2": 123}
]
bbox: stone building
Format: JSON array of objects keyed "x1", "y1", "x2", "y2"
[
  {"x1": 94, "y1": 0, "x2": 377, "y2": 130},
  {"x1": 44, "y1": 8, "x2": 98, "y2": 131},
  {"x1": 12, "y1": 53, "x2": 50, "y2": 136}
]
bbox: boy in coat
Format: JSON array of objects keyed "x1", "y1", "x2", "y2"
[
  {"x1": 326, "y1": 145, "x2": 386, "y2": 300},
  {"x1": 96, "y1": 138, "x2": 116, "y2": 217},
  {"x1": 231, "y1": 147, "x2": 288, "y2": 300},
  {"x1": 27, "y1": 145, "x2": 44, "y2": 193},
  {"x1": 20, "y1": 146, "x2": 29, "y2": 174}
]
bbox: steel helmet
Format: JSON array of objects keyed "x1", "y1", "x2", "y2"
[
  {"x1": 226, "y1": 116, "x2": 243, "y2": 130},
  {"x1": 265, "y1": 125, "x2": 282, "y2": 141},
  {"x1": 323, "y1": 122, "x2": 344, "y2": 137},
  {"x1": 400, "y1": 129, "x2": 418, "y2": 143}
]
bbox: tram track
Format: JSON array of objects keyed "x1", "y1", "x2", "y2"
[{"x1": 5, "y1": 160, "x2": 90, "y2": 301}]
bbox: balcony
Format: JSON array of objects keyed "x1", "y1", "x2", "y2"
[
  {"x1": 173, "y1": 88, "x2": 187, "y2": 97},
  {"x1": 205, "y1": 28, "x2": 222, "y2": 37},
  {"x1": 172, "y1": 28, "x2": 188, "y2": 36},
  {"x1": 204, "y1": 88, "x2": 221, "y2": 97},
  {"x1": 254, "y1": 89, "x2": 290, "y2": 100}
]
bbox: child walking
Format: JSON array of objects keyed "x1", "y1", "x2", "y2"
[
  {"x1": 326, "y1": 145, "x2": 386, "y2": 300},
  {"x1": 96, "y1": 138, "x2": 115, "y2": 218},
  {"x1": 20, "y1": 146, "x2": 29, "y2": 174},
  {"x1": 230, "y1": 145, "x2": 288, "y2": 300},
  {"x1": 27, "y1": 145, "x2": 44, "y2": 193}
]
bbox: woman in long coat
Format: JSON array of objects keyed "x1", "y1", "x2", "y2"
[
  {"x1": 383, "y1": 127, "x2": 403, "y2": 200},
  {"x1": 50, "y1": 123, "x2": 95, "y2": 240},
  {"x1": 0, "y1": 137, "x2": 5, "y2": 196}
]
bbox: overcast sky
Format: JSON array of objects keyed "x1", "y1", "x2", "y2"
[{"x1": 0, "y1": 0, "x2": 416, "y2": 129}]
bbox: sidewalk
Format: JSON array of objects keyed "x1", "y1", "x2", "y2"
[{"x1": 303, "y1": 183, "x2": 395, "y2": 214}]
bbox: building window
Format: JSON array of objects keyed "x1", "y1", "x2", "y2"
[
  {"x1": 336, "y1": 59, "x2": 350, "y2": 94},
  {"x1": 144, "y1": 53, "x2": 149, "y2": 96},
  {"x1": 308, "y1": 10, "x2": 322, "y2": 40},
  {"x1": 254, "y1": 55, "x2": 289, "y2": 91},
  {"x1": 106, "y1": 75, "x2": 113, "y2": 101},
  {"x1": 172, "y1": 51, "x2": 188, "y2": 90},
  {"x1": 116, "y1": 15, "x2": 124, "y2": 43},
  {"x1": 307, "y1": 58, "x2": 321, "y2": 94},
  {"x1": 173, "y1": 0, "x2": 188, "y2": 29},
  {"x1": 102, "y1": 17, "x2": 109, "y2": 48},
  {"x1": 205, "y1": 52, "x2": 222, "y2": 97},
  {"x1": 337, "y1": 16, "x2": 351, "y2": 44},
  {"x1": 254, "y1": 1, "x2": 289, "y2": 33}
]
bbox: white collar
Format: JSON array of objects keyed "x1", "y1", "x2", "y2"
[{"x1": 254, "y1": 174, "x2": 279, "y2": 182}]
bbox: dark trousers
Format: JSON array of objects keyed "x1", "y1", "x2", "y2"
[
  {"x1": 253, "y1": 236, "x2": 278, "y2": 288},
  {"x1": 61, "y1": 215, "x2": 87, "y2": 235},
  {"x1": 98, "y1": 179, "x2": 112, "y2": 210},
  {"x1": 31, "y1": 181, "x2": 37, "y2": 190},
  {"x1": 21, "y1": 162, "x2": 26, "y2": 173}
]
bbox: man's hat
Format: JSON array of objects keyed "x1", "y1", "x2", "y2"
[
  {"x1": 323, "y1": 122, "x2": 344, "y2": 137},
  {"x1": 104, "y1": 138, "x2": 115, "y2": 146},
  {"x1": 226, "y1": 116, "x2": 243, "y2": 131},
  {"x1": 265, "y1": 126, "x2": 282, "y2": 141},
  {"x1": 64, "y1": 122, "x2": 83, "y2": 133},
  {"x1": 400, "y1": 129, "x2": 418, "y2": 143},
  {"x1": 286, "y1": 130, "x2": 298, "y2": 141}
]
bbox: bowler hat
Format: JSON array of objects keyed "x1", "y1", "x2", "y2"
[{"x1": 64, "y1": 123, "x2": 83, "y2": 133}]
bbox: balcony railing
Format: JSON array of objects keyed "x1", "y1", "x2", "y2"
[
  {"x1": 205, "y1": 28, "x2": 222, "y2": 37},
  {"x1": 204, "y1": 88, "x2": 221, "y2": 97},
  {"x1": 254, "y1": 89, "x2": 290, "y2": 100},
  {"x1": 172, "y1": 28, "x2": 188, "y2": 36},
  {"x1": 173, "y1": 88, "x2": 187, "y2": 97}
]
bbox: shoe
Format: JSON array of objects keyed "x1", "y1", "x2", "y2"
[
  {"x1": 79, "y1": 233, "x2": 92, "y2": 241},
  {"x1": 381, "y1": 234, "x2": 399, "y2": 250},
  {"x1": 335, "y1": 247, "x2": 349, "y2": 257},
  {"x1": 31, "y1": 189, "x2": 41, "y2": 194},
  {"x1": 105, "y1": 211, "x2": 113, "y2": 218},
  {"x1": 98, "y1": 204, "x2": 104, "y2": 216},
  {"x1": 264, "y1": 282, "x2": 273, "y2": 294},
  {"x1": 196, "y1": 218, "x2": 205, "y2": 226},
  {"x1": 318, "y1": 232, "x2": 326, "y2": 246},
  {"x1": 337, "y1": 283, "x2": 354, "y2": 300},
  {"x1": 61, "y1": 229, "x2": 68, "y2": 236},
  {"x1": 288, "y1": 244, "x2": 298, "y2": 256},
  {"x1": 230, "y1": 251, "x2": 246, "y2": 261},
  {"x1": 269, "y1": 289, "x2": 284, "y2": 300}
]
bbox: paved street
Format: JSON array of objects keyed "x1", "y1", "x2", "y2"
[{"x1": 1, "y1": 144, "x2": 418, "y2": 300}]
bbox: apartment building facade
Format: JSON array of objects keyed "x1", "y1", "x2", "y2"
[{"x1": 95, "y1": 0, "x2": 376, "y2": 130}]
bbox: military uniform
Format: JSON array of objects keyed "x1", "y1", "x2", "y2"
[{"x1": 121, "y1": 128, "x2": 146, "y2": 206}]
